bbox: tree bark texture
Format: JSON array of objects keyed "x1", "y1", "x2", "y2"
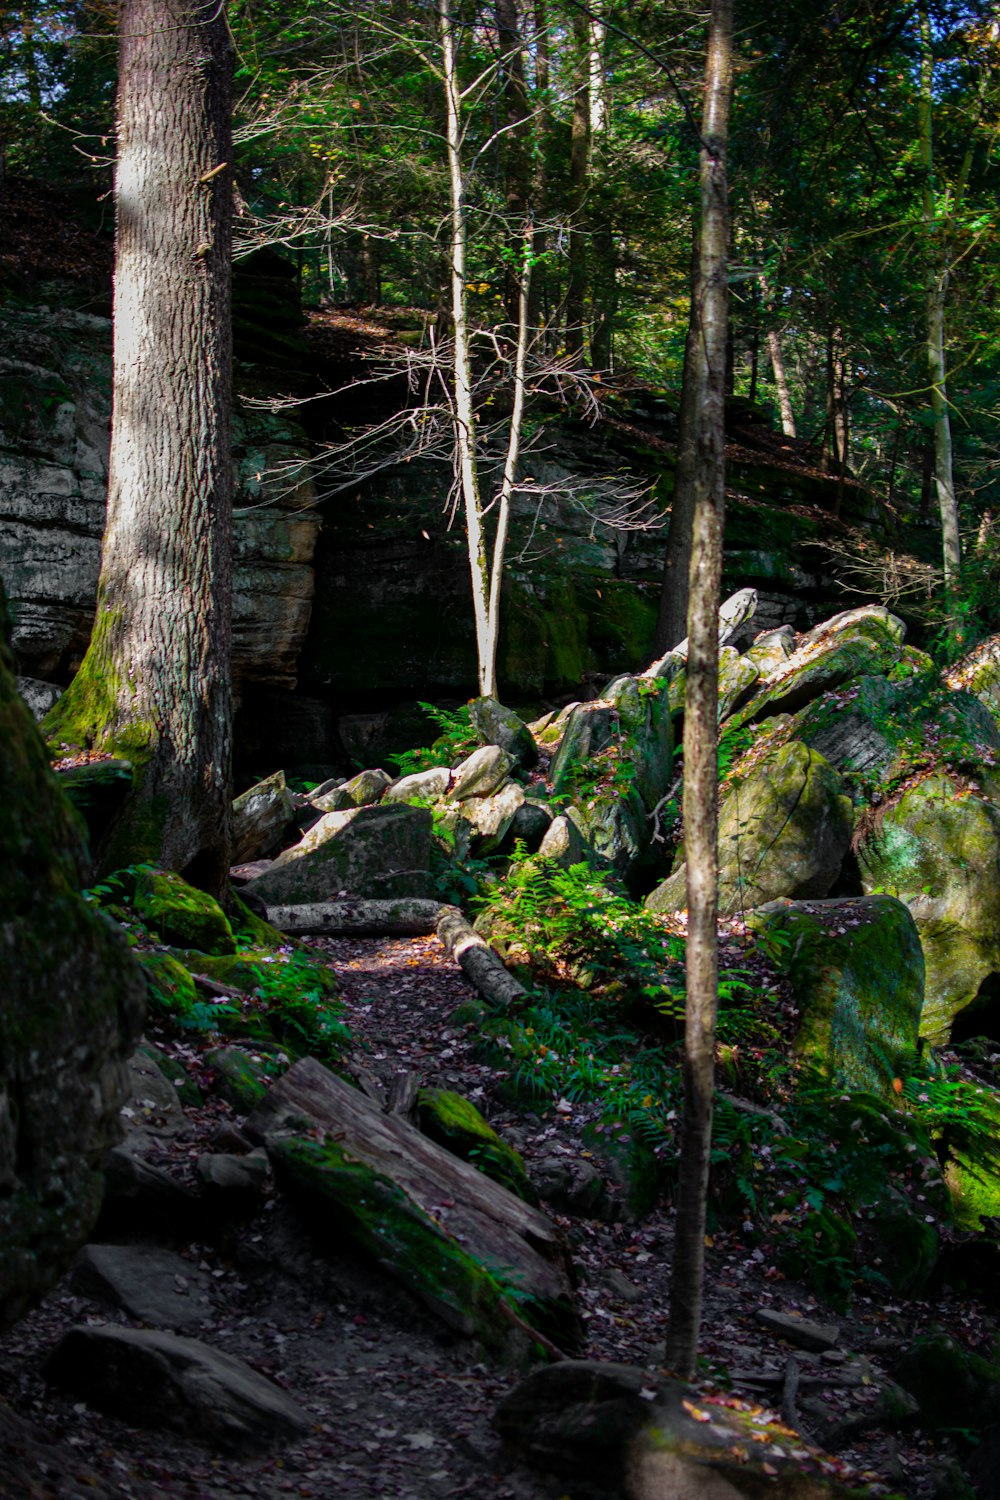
[
  {"x1": 45, "y1": 0, "x2": 234, "y2": 894},
  {"x1": 564, "y1": 9, "x2": 590, "y2": 364},
  {"x1": 767, "y1": 328, "x2": 796, "y2": 437},
  {"x1": 654, "y1": 232, "x2": 701, "y2": 656},
  {"x1": 664, "y1": 0, "x2": 733, "y2": 1383}
]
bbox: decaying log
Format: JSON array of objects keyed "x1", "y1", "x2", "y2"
[
  {"x1": 265, "y1": 898, "x2": 444, "y2": 936},
  {"x1": 436, "y1": 905, "x2": 529, "y2": 1009}
]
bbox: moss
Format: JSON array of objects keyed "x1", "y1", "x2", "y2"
[
  {"x1": 229, "y1": 894, "x2": 291, "y2": 951},
  {"x1": 417, "y1": 1088, "x2": 536, "y2": 1203},
  {"x1": 133, "y1": 869, "x2": 236, "y2": 955},
  {"x1": 137, "y1": 950, "x2": 199, "y2": 1019},
  {"x1": 138, "y1": 1042, "x2": 203, "y2": 1108},
  {"x1": 269, "y1": 1134, "x2": 557, "y2": 1352},
  {"x1": 205, "y1": 1045, "x2": 276, "y2": 1112},
  {"x1": 894, "y1": 1331, "x2": 1000, "y2": 1434}
]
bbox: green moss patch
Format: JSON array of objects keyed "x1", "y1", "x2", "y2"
[
  {"x1": 133, "y1": 869, "x2": 236, "y2": 955},
  {"x1": 417, "y1": 1088, "x2": 535, "y2": 1203}
]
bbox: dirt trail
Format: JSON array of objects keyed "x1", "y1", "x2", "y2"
[{"x1": 0, "y1": 931, "x2": 989, "y2": 1499}]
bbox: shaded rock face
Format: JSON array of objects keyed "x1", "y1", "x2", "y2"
[
  {"x1": 0, "y1": 307, "x2": 320, "y2": 688},
  {"x1": 0, "y1": 578, "x2": 145, "y2": 1329},
  {"x1": 748, "y1": 895, "x2": 924, "y2": 1095},
  {"x1": 245, "y1": 802, "x2": 433, "y2": 903}
]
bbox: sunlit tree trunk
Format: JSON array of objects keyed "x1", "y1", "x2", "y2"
[
  {"x1": 919, "y1": 1, "x2": 961, "y2": 601},
  {"x1": 565, "y1": 9, "x2": 590, "y2": 363},
  {"x1": 654, "y1": 232, "x2": 701, "y2": 655},
  {"x1": 664, "y1": 0, "x2": 733, "y2": 1383},
  {"x1": 45, "y1": 0, "x2": 234, "y2": 896},
  {"x1": 767, "y1": 328, "x2": 796, "y2": 437}
]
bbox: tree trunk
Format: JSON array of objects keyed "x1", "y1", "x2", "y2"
[
  {"x1": 527, "y1": 0, "x2": 551, "y2": 343},
  {"x1": 664, "y1": 0, "x2": 732, "y2": 1383},
  {"x1": 919, "y1": 1, "x2": 961, "y2": 602},
  {"x1": 654, "y1": 232, "x2": 701, "y2": 656},
  {"x1": 767, "y1": 328, "x2": 796, "y2": 437},
  {"x1": 44, "y1": 0, "x2": 234, "y2": 897},
  {"x1": 565, "y1": 10, "x2": 590, "y2": 364}
]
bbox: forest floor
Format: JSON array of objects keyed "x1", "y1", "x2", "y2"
[{"x1": 0, "y1": 931, "x2": 991, "y2": 1500}]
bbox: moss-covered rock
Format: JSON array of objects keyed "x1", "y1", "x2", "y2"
[
  {"x1": 417, "y1": 1088, "x2": 536, "y2": 1203},
  {"x1": 747, "y1": 895, "x2": 923, "y2": 1094},
  {"x1": 468, "y1": 696, "x2": 538, "y2": 769},
  {"x1": 137, "y1": 949, "x2": 199, "y2": 1019},
  {"x1": 245, "y1": 802, "x2": 434, "y2": 904},
  {"x1": 132, "y1": 868, "x2": 236, "y2": 955},
  {"x1": 647, "y1": 740, "x2": 853, "y2": 917},
  {"x1": 893, "y1": 1331, "x2": 1000, "y2": 1434},
  {"x1": 206, "y1": 1045, "x2": 278, "y2": 1112},
  {"x1": 551, "y1": 676, "x2": 672, "y2": 816},
  {"x1": 856, "y1": 773, "x2": 1000, "y2": 1044},
  {"x1": 0, "y1": 579, "x2": 145, "y2": 1329}
]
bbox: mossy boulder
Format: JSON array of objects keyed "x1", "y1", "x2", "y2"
[
  {"x1": 665, "y1": 646, "x2": 760, "y2": 723},
  {"x1": 856, "y1": 773, "x2": 1000, "y2": 1044},
  {"x1": 747, "y1": 895, "x2": 923, "y2": 1094},
  {"x1": 893, "y1": 1331, "x2": 1000, "y2": 1434},
  {"x1": 0, "y1": 579, "x2": 145, "y2": 1328},
  {"x1": 132, "y1": 868, "x2": 236, "y2": 955},
  {"x1": 552, "y1": 675, "x2": 672, "y2": 816},
  {"x1": 729, "y1": 606, "x2": 907, "y2": 729},
  {"x1": 137, "y1": 949, "x2": 199, "y2": 1019},
  {"x1": 647, "y1": 740, "x2": 853, "y2": 916},
  {"x1": 468, "y1": 696, "x2": 538, "y2": 770},
  {"x1": 943, "y1": 1084, "x2": 1000, "y2": 1230},
  {"x1": 568, "y1": 788, "x2": 649, "y2": 883},
  {"x1": 206, "y1": 1045, "x2": 278, "y2": 1113},
  {"x1": 946, "y1": 632, "x2": 1000, "y2": 730},
  {"x1": 245, "y1": 802, "x2": 434, "y2": 903},
  {"x1": 417, "y1": 1088, "x2": 536, "y2": 1203}
]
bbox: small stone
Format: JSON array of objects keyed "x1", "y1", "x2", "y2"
[
  {"x1": 197, "y1": 1150, "x2": 271, "y2": 1195},
  {"x1": 754, "y1": 1307, "x2": 840, "y2": 1352},
  {"x1": 70, "y1": 1246, "x2": 215, "y2": 1330}
]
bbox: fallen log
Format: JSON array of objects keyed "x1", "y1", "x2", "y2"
[
  {"x1": 265, "y1": 898, "x2": 443, "y2": 936},
  {"x1": 246, "y1": 1057, "x2": 580, "y2": 1358},
  {"x1": 436, "y1": 905, "x2": 529, "y2": 1009}
]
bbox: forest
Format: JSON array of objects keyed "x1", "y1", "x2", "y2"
[{"x1": 4, "y1": 2, "x2": 1000, "y2": 1498}]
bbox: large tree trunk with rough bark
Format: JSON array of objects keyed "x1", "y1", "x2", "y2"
[
  {"x1": 45, "y1": 0, "x2": 234, "y2": 895},
  {"x1": 664, "y1": 0, "x2": 733, "y2": 1383}
]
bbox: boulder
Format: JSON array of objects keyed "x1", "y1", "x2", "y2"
[
  {"x1": 495, "y1": 1359, "x2": 859, "y2": 1498},
  {"x1": 231, "y1": 769, "x2": 296, "y2": 863},
  {"x1": 551, "y1": 676, "x2": 672, "y2": 815},
  {"x1": 70, "y1": 1245, "x2": 215, "y2": 1331},
  {"x1": 647, "y1": 740, "x2": 853, "y2": 917},
  {"x1": 448, "y1": 781, "x2": 525, "y2": 853},
  {"x1": 745, "y1": 625, "x2": 796, "y2": 676},
  {"x1": 0, "y1": 580, "x2": 145, "y2": 1329},
  {"x1": 946, "y1": 633, "x2": 1000, "y2": 729},
  {"x1": 383, "y1": 765, "x2": 452, "y2": 803},
  {"x1": 43, "y1": 1325, "x2": 310, "y2": 1453},
  {"x1": 244, "y1": 802, "x2": 433, "y2": 903},
  {"x1": 246, "y1": 1057, "x2": 581, "y2": 1354},
  {"x1": 664, "y1": 646, "x2": 760, "y2": 723},
  {"x1": 196, "y1": 1149, "x2": 271, "y2": 1199},
  {"x1": 15, "y1": 674, "x2": 62, "y2": 720},
  {"x1": 448, "y1": 744, "x2": 515, "y2": 800},
  {"x1": 469, "y1": 695, "x2": 539, "y2": 769},
  {"x1": 132, "y1": 867, "x2": 236, "y2": 955},
  {"x1": 310, "y1": 766, "x2": 391, "y2": 811},
  {"x1": 539, "y1": 812, "x2": 588, "y2": 868},
  {"x1": 729, "y1": 606, "x2": 907, "y2": 728},
  {"x1": 856, "y1": 773, "x2": 1000, "y2": 1043},
  {"x1": 747, "y1": 896, "x2": 923, "y2": 1094}
]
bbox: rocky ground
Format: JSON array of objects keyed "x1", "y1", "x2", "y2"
[{"x1": 0, "y1": 930, "x2": 993, "y2": 1500}]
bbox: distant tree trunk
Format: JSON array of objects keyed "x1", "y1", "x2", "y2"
[
  {"x1": 527, "y1": 0, "x2": 551, "y2": 343},
  {"x1": 664, "y1": 0, "x2": 733, "y2": 1384},
  {"x1": 767, "y1": 328, "x2": 796, "y2": 437},
  {"x1": 918, "y1": 1, "x2": 961, "y2": 604},
  {"x1": 45, "y1": 0, "x2": 234, "y2": 897},
  {"x1": 565, "y1": 9, "x2": 590, "y2": 363}
]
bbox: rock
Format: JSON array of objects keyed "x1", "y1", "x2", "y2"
[
  {"x1": 100, "y1": 1145, "x2": 199, "y2": 1233},
  {"x1": 246, "y1": 1056, "x2": 581, "y2": 1354},
  {"x1": 0, "y1": 307, "x2": 320, "y2": 688},
  {"x1": 754, "y1": 1308, "x2": 840, "y2": 1352},
  {"x1": 746, "y1": 625, "x2": 796, "y2": 676},
  {"x1": 15, "y1": 674, "x2": 62, "y2": 719},
  {"x1": 121, "y1": 1049, "x2": 190, "y2": 1144},
  {"x1": 416, "y1": 1087, "x2": 536, "y2": 1203},
  {"x1": 206, "y1": 1046, "x2": 278, "y2": 1113},
  {"x1": 729, "y1": 606, "x2": 907, "y2": 727},
  {"x1": 311, "y1": 766, "x2": 391, "y2": 811},
  {"x1": 539, "y1": 812, "x2": 588, "y2": 868},
  {"x1": 551, "y1": 676, "x2": 672, "y2": 816},
  {"x1": 469, "y1": 695, "x2": 539, "y2": 768},
  {"x1": 0, "y1": 575, "x2": 145, "y2": 1330},
  {"x1": 856, "y1": 772, "x2": 1000, "y2": 1043},
  {"x1": 197, "y1": 1149, "x2": 271, "y2": 1197},
  {"x1": 132, "y1": 867, "x2": 236, "y2": 955},
  {"x1": 667, "y1": 646, "x2": 760, "y2": 722},
  {"x1": 495, "y1": 1359, "x2": 856, "y2": 1497},
  {"x1": 448, "y1": 744, "x2": 516, "y2": 800},
  {"x1": 946, "y1": 633, "x2": 1000, "y2": 729},
  {"x1": 231, "y1": 770, "x2": 296, "y2": 863},
  {"x1": 244, "y1": 802, "x2": 434, "y2": 903},
  {"x1": 53, "y1": 756, "x2": 133, "y2": 853},
  {"x1": 138, "y1": 948, "x2": 200, "y2": 1020},
  {"x1": 893, "y1": 1331, "x2": 1000, "y2": 1434},
  {"x1": 532, "y1": 1156, "x2": 612, "y2": 1218},
  {"x1": 383, "y1": 765, "x2": 452, "y2": 803},
  {"x1": 747, "y1": 895, "x2": 924, "y2": 1094},
  {"x1": 450, "y1": 781, "x2": 525, "y2": 852},
  {"x1": 568, "y1": 789, "x2": 649, "y2": 882},
  {"x1": 648, "y1": 740, "x2": 853, "y2": 917},
  {"x1": 70, "y1": 1245, "x2": 215, "y2": 1330},
  {"x1": 43, "y1": 1325, "x2": 311, "y2": 1453},
  {"x1": 264, "y1": 897, "x2": 443, "y2": 936},
  {"x1": 507, "y1": 797, "x2": 553, "y2": 851},
  {"x1": 646, "y1": 587, "x2": 759, "y2": 667}
]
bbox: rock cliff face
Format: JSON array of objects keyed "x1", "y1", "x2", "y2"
[
  {"x1": 0, "y1": 577, "x2": 145, "y2": 1329},
  {"x1": 0, "y1": 307, "x2": 320, "y2": 690}
]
